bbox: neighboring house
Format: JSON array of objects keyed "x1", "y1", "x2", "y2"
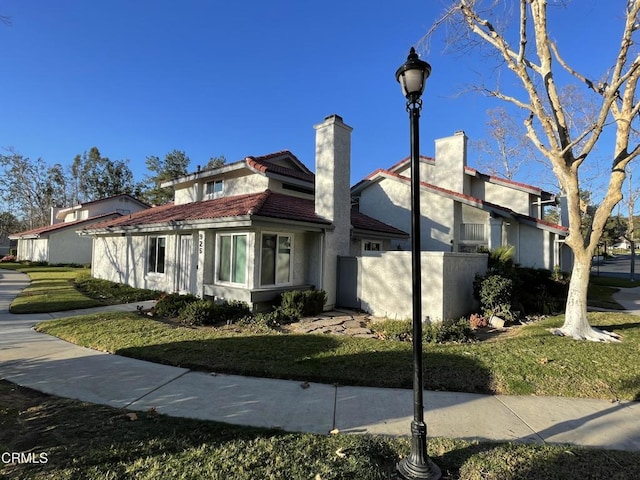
[
  {"x1": 10, "y1": 195, "x2": 149, "y2": 265},
  {"x1": 352, "y1": 131, "x2": 571, "y2": 271},
  {"x1": 79, "y1": 115, "x2": 408, "y2": 310},
  {"x1": 0, "y1": 234, "x2": 14, "y2": 257}
]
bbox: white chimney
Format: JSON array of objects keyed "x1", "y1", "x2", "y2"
[
  {"x1": 434, "y1": 131, "x2": 467, "y2": 193},
  {"x1": 314, "y1": 114, "x2": 352, "y2": 309}
]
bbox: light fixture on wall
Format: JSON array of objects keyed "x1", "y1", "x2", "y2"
[{"x1": 395, "y1": 47, "x2": 441, "y2": 480}]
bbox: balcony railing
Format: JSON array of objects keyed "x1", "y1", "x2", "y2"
[{"x1": 460, "y1": 223, "x2": 486, "y2": 242}]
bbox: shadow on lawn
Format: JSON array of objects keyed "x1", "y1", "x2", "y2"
[
  {"x1": 115, "y1": 335, "x2": 495, "y2": 393},
  {"x1": 597, "y1": 321, "x2": 640, "y2": 332},
  {"x1": 436, "y1": 441, "x2": 640, "y2": 480}
]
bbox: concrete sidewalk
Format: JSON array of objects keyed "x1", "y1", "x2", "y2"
[{"x1": 1, "y1": 268, "x2": 639, "y2": 452}]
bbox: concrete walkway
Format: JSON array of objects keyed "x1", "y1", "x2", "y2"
[{"x1": 1, "y1": 268, "x2": 640, "y2": 452}]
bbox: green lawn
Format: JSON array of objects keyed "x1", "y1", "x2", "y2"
[
  {"x1": 2, "y1": 380, "x2": 639, "y2": 480},
  {"x1": 5, "y1": 265, "x2": 104, "y2": 313},
  {"x1": 587, "y1": 275, "x2": 640, "y2": 310},
  {"x1": 1, "y1": 263, "x2": 160, "y2": 313},
  {"x1": 35, "y1": 311, "x2": 640, "y2": 401},
  {"x1": 5, "y1": 265, "x2": 640, "y2": 478}
]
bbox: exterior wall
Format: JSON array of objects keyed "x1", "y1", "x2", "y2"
[
  {"x1": 174, "y1": 172, "x2": 270, "y2": 205},
  {"x1": 17, "y1": 238, "x2": 48, "y2": 262},
  {"x1": 60, "y1": 197, "x2": 146, "y2": 223},
  {"x1": 517, "y1": 223, "x2": 554, "y2": 269},
  {"x1": 92, "y1": 233, "x2": 179, "y2": 292},
  {"x1": 358, "y1": 251, "x2": 486, "y2": 321},
  {"x1": 48, "y1": 228, "x2": 93, "y2": 264},
  {"x1": 469, "y1": 179, "x2": 532, "y2": 216},
  {"x1": 358, "y1": 179, "x2": 455, "y2": 252}
]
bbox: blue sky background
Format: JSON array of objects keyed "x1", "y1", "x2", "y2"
[{"x1": 0, "y1": 0, "x2": 629, "y2": 197}]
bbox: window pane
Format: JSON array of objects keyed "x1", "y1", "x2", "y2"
[
  {"x1": 276, "y1": 236, "x2": 291, "y2": 284},
  {"x1": 148, "y1": 237, "x2": 157, "y2": 273},
  {"x1": 260, "y1": 234, "x2": 276, "y2": 285},
  {"x1": 232, "y1": 235, "x2": 247, "y2": 284},
  {"x1": 219, "y1": 236, "x2": 231, "y2": 282},
  {"x1": 157, "y1": 237, "x2": 166, "y2": 273}
]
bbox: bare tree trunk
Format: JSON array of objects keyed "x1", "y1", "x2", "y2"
[{"x1": 554, "y1": 253, "x2": 621, "y2": 341}]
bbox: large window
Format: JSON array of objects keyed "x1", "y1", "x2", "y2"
[
  {"x1": 218, "y1": 233, "x2": 247, "y2": 284},
  {"x1": 148, "y1": 236, "x2": 166, "y2": 274},
  {"x1": 205, "y1": 180, "x2": 224, "y2": 198},
  {"x1": 260, "y1": 233, "x2": 292, "y2": 286}
]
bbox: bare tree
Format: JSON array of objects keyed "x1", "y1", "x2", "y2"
[
  {"x1": 427, "y1": 1, "x2": 640, "y2": 341},
  {"x1": 474, "y1": 107, "x2": 535, "y2": 180}
]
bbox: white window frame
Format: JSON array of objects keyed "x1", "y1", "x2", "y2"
[
  {"x1": 147, "y1": 235, "x2": 167, "y2": 275},
  {"x1": 362, "y1": 240, "x2": 382, "y2": 255},
  {"x1": 205, "y1": 179, "x2": 224, "y2": 199},
  {"x1": 215, "y1": 232, "x2": 248, "y2": 286},
  {"x1": 259, "y1": 232, "x2": 293, "y2": 287}
]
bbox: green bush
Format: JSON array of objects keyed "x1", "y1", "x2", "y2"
[
  {"x1": 280, "y1": 289, "x2": 327, "y2": 318},
  {"x1": 179, "y1": 299, "x2": 213, "y2": 326},
  {"x1": 154, "y1": 293, "x2": 199, "y2": 318},
  {"x1": 75, "y1": 276, "x2": 161, "y2": 303},
  {"x1": 423, "y1": 318, "x2": 476, "y2": 344},
  {"x1": 211, "y1": 300, "x2": 252, "y2": 324},
  {"x1": 371, "y1": 318, "x2": 475, "y2": 344},
  {"x1": 477, "y1": 274, "x2": 514, "y2": 319}
]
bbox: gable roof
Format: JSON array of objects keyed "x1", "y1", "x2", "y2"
[
  {"x1": 162, "y1": 150, "x2": 314, "y2": 188},
  {"x1": 355, "y1": 169, "x2": 567, "y2": 235},
  {"x1": 55, "y1": 194, "x2": 149, "y2": 219},
  {"x1": 381, "y1": 156, "x2": 554, "y2": 198},
  {"x1": 9, "y1": 212, "x2": 124, "y2": 239},
  {"x1": 351, "y1": 209, "x2": 409, "y2": 237}
]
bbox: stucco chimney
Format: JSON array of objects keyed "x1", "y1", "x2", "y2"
[
  {"x1": 434, "y1": 130, "x2": 467, "y2": 193},
  {"x1": 314, "y1": 114, "x2": 353, "y2": 309}
]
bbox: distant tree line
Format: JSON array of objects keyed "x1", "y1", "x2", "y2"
[{"x1": 0, "y1": 146, "x2": 226, "y2": 231}]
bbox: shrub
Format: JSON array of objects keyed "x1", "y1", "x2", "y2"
[
  {"x1": 179, "y1": 299, "x2": 213, "y2": 326},
  {"x1": 0, "y1": 254, "x2": 17, "y2": 263},
  {"x1": 477, "y1": 274, "x2": 514, "y2": 319},
  {"x1": 423, "y1": 318, "x2": 476, "y2": 344},
  {"x1": 75, "y1": 276, "x2": 161, "y2": 303},
  {"x1": 280, "y1": 289, "x2": 327, "y2": 319},
  {"x1": 211, "y1": 300, "x2": 252, "y2": 324},
  {"x1": 154, "y1": 293, "x2": 199, "y2": 318}
]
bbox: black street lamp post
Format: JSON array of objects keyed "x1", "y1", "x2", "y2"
[{"x1": 395, "y1": 47, "x2": 441, "y2": 480}]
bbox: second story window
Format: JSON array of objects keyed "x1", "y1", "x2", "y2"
[{"x1": 205, "y1": 180, "x2": 224, "y2": 198}]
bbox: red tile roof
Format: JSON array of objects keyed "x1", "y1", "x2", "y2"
[
  {"x1": 246, "y1": 151, "x2": 314, "y2": 182},
  {"x1": 351, "y1": 209, "x2": 408, "y2": 236},
  {"x1": 81, "y1": 191, "x2": 331, "y2": 231},
  {"x1": 79, "y1": 190, "x2": 407, "y2": 237}
]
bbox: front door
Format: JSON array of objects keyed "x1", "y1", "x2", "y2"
[{"x1": 178, "y1": 234, "x2": 194, "y2": 294}]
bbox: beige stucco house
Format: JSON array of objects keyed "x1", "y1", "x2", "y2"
[
  {"x1": 79, "y1": 115, "x2": 408, "y2": 310},
  {"x1": 10, "y1": 195, "x2": 149, "y2": 265},
  {"x1": 352, "y1": 131, "x2": 570, "y2": 271}
]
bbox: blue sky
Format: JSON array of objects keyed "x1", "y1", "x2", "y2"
[{"x1": 0, "y1": 0, "x2": 628, "y2": 193}]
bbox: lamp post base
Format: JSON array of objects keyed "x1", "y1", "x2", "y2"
[{"x1": 396, "y1": 421, "x2": 441, "y2": 480}]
